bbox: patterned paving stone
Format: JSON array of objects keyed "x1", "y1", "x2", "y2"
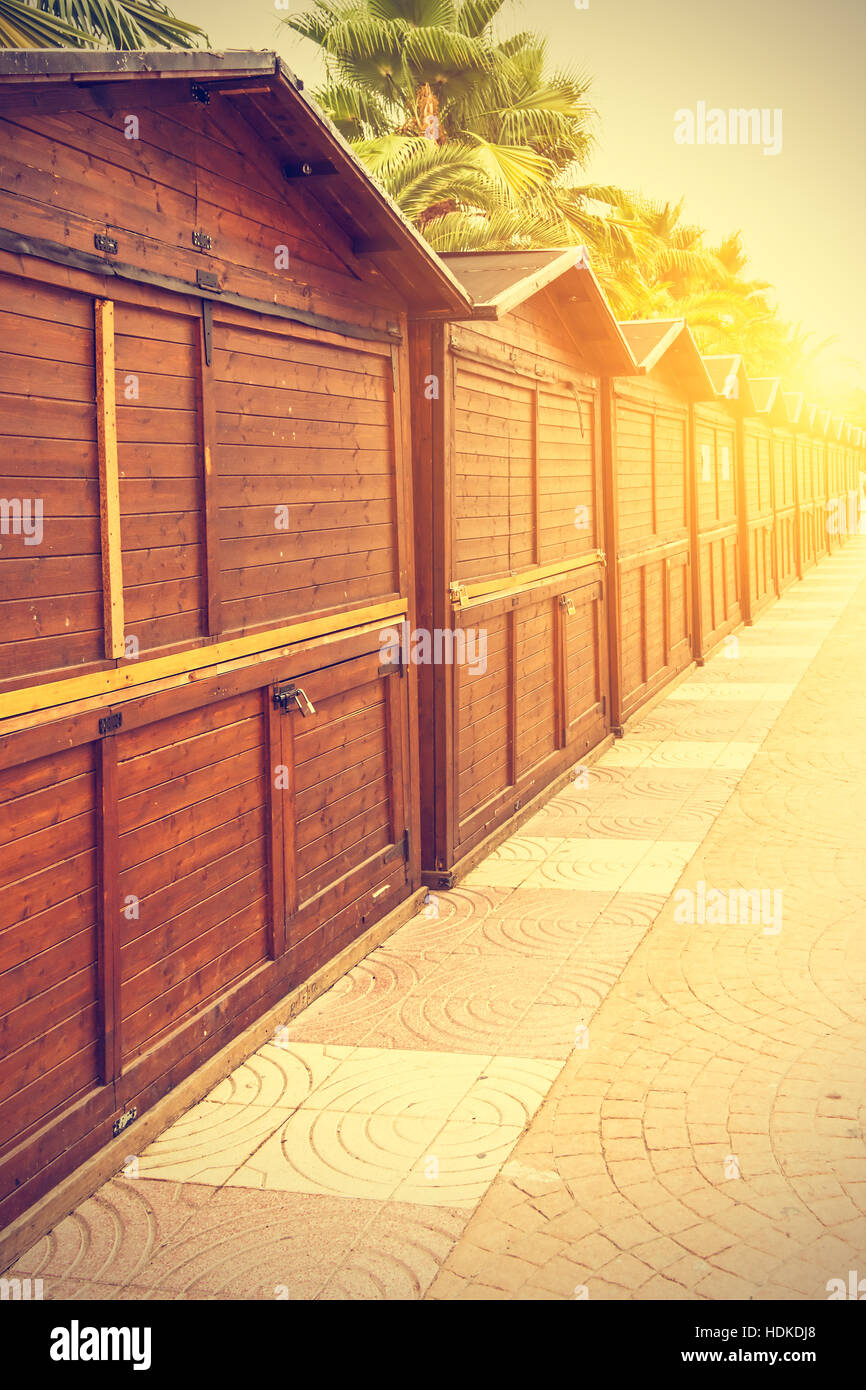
[
  {"x1": 226, "y1": 1111, "x2": 442, "y2": 1199},
  {"x1": 11, "y1": 541, "x2": 866, "y2": 1301},
  {"x1": 427, "y1": 541, "x2": 866, "y2": 1299},
  {"x1": 317, "y1": 1204, "x2": 471, "y2": 1300}
]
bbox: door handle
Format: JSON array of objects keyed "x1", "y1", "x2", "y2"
[{"x1": 273, "y1": 684, "x2": 316, "y2": 716}]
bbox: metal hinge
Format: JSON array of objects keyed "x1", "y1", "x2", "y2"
[
  {"x1": 191, "y1": 83, "x2": 210, "y2": 104},
  {"x1": 99, "y1": 712, "x2": 122, "y2": 735},
  {"x1": 449, "y1": 580, "x2": 469, "y2": 609},
  {"x1": 273, "y1": 684, "x2": 316, "y2": 716},
  {"x1": 282, "y1": 160, "x2": 337, "y2": 180},
  {"x1": 385, "y1": 828, "x2": 409, "y2": 863},
  {"x1": 192, "y1": 230, "x2": 212, "y2": 252},
  {"x1": 201, "y1": 299, "x2": 213, "y2": 367},
  {"x1": 378, "y1": 650, "x2": 405, "y2": 678},
  {"x1": 94, "y1": 233, "x2": 118, "y2": 255}
]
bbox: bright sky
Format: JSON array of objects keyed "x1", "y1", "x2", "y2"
[{"x1": 177, "y1": 0, "x2": 866, "y2": 394}]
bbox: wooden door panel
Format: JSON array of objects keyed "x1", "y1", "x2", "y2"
[{"x1": 275, "y1": 649, "x2": 410, "y2": 968}]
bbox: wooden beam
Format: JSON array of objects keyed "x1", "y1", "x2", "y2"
[
  {"x1": 96, "y1": 736, "x2": 122, "y2": 1085},
  {"x1": 600, "y1": 378, "x2": 624, "y2": 733},
  {"x1": 532, "y1": 386, "x2": 542, "y2": 565},
  {"x1": 686, "y1": 405, "x2": 704, "y2": 660},
  {"x1": 0, "y1": 228, "x2": 401, "y2": 344},
  {"x1": 197, "y1": 304, "x2": 222, "y2": 638},
  {"x1": 0, "y1": 598, "x2": 408, "y2": 723},
  {"x1": 265, "y1": 687, "x2": 287, "y2": 960},
  {"x1": 94, "y1": 299, "x2": 124, "y2": 661}
]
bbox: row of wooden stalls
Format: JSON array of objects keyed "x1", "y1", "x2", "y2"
[
  {"x1": 412, "y1": 257, "x2": 865, "y2": 885},
  {"x1": 0, "y1": 50, "x2": 863, "y2": 1250}
]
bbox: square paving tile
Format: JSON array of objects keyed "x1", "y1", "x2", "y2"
[
  {"x1": 137, "y1": 1101, "x2": 287, "y2": 1186},
  {"x1": 391, "y1": 1119, "x2": 526, "y2": 1208},
  {"x1": 209, "y1": 1043, "x2": 350, "y2": 1110},
  {"x1": 297, "y1": 1047, "x2": 488, "y2": 1119},
  {"x1": 225, "y1": 1111, "x2": 443, "y2": 1199}
]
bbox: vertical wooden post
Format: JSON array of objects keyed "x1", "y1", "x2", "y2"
[
  {"x1": 687, "y1": 404, "x2": 704, "y2": 661},
  {"x1": 507, "y1": 604, "x2": 518, "y2": 785},
  {"x1": 198, "y1": 301, "x2": 222, "y2": 638},
  {"x1": 532, "y1": 385, "x2": 541, "y2": 564},
  {"x1": 650, "y1": 408, "x2": 658, "y2": 535},
  {"x1": 265, "y1": 687, "x2": 286, "y2": 960},
  {"x1": 409, "y1": 321, "x2": 437, "y2": 878},
  {"x1": 436, "y1": 328, "x2": 457, "y2": 871},
  {"x1": 94, "y1": 300, "x2": 124, "y2": 660},
  {"x1": 600, "y1": 378, "x2": 623, "y2": 734},
  {"x1": 97, "y1": 735, "x2": 122, "y2": 1085},
  {"x1": 554, "y1": 596, "x2": 567, "y2": 749},
  {"x1": 793, "y1": 431, "x2": 803, "y2": 580},
  {"x1": 735, "y1": 414, "x2": 752, "y2": 624}
]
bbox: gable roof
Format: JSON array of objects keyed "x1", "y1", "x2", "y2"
[
  {"x1": 0, "y1": 48, "x2": 471, "y2": 318},
  {"x1": 749, "y1": 377, "x2": 790, "y2": 425},
  {"x1": 440, "y1": 249, "x2": 635, "y2": 375},
  {"x1": 619, "y1": 318, "x2": 716, "y2": 399},
  {"x1": 701, "y1": 354, "x2": 756, "y2": 414},
  {"x1": 783, "y1": 391, "x2": 805, "y2": 425}
]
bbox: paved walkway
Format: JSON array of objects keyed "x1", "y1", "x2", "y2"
[{"x1": 9, "y1": 540, "x2": 866, "y2": 1299}]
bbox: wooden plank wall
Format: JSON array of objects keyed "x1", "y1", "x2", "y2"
[
  {"x1": 742, "y1": 421, "x2": 777, "y2": 619},
  {"x1": 0, "y1": 634, "x2": 413, "y2": 1232},
  {"x1": 0, "y1": 264, "x2": 405, "y2": 707},
  {"x1": 0, "y1": 92, "x2": 422, "y2": 1237},
  {"x1": 612, "y1": 378, "x2": 691, "y2": 720},
  {"x1": 412, "y1": 298, "x2": 609, "y2": 877},
  {"x1": 772, "y1": 428, "x2": 798, "y2": 593},
  {"x1": 796, "y1": 434, "x2": 819, "y2": 572},
  {"x1": 692, "y1": 403, "x2": 741, "y2": 654}
]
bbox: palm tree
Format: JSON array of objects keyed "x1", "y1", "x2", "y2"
[
  {"x1": 285, "y1": 0, "x2": 604, "y2": 222},
  {"x1": 0, "y1": 0, "x2": 206, "y2": 48}
]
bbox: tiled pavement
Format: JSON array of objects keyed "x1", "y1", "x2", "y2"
[{"x1": 9, "y1": 540, "x2": 866, "y2": 1300}]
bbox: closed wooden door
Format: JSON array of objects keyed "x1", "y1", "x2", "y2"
[{"x1": 270, "y1": 648, "x2": 411, "y2": 978}]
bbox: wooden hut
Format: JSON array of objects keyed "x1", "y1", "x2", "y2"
[
  {"x1": 811, "y1": 406, "x2": 833, "y2": 559},
  {"x1": 0, "y1": 50, "x2": 470, "y2": 1238},
  {"x1": 409, "y1": 249, "x2": 634, "y2": 884},
  {"x1": 796, "y1": 404, "x2": 822, "y2": 571},
  {"x1": 827, "y1": 416, "x2": 847, "y2": 549},
  {"x1": 692, "y1": 356, "x2": 754, "y2": 648},
  {"x1": 782, "y1": 391, "x2": 806, "y2": 579},
  {"x1": 846, "y1": 426, "x2": 864, "y2": 528},
  {"x1": 745, "y1": 377, "x2": 789, "y2": 610},
  {"x1": 610, "y1": 320, "x2": 714, "y2": 718}
]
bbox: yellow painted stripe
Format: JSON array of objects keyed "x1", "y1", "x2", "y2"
[
  {"x1": 94, "y1": 299, "x2": 124, "y2": 660},
  {"x1": 456, "y1": 552, "x2": 605, "y2": 606},
  {"x1": 0, "y1": 600, "x2": 407, "y2": 723}
]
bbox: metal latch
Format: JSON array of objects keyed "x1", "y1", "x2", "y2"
[
  {"x1": 112, "y1": 1106, "x2": 137, "y2": 1137},
  {"x1": 560, "y1": 594, "x2": 576, "y2": 616},
  {"x1": 449, "y1": 580, "x2": 469, "y2": 608},
  {"x1": 596, "y1": 549, "x2": 607, "y2": 565},
  {"x1": 273, "y1": 684, "x2": 316, "y2": 716}
]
